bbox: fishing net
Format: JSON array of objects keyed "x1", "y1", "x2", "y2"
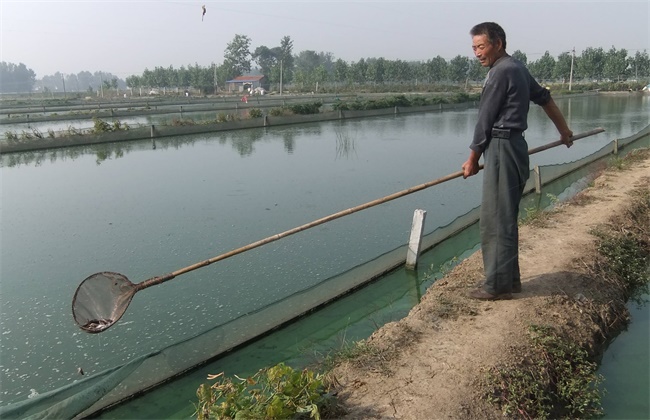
[{"x1": 72, "y1": 272, "x2": 136, "y2": 333}]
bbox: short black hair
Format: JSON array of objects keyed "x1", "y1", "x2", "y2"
[{"x1": 470, "y1": 22, "x2": 507, "y2": 50}]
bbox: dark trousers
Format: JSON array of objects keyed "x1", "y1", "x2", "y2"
[{"x1": 480, "y1": 132, "x2": 529, "y2": 294}]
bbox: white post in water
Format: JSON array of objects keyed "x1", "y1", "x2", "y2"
[{"x1": 406, "y1": 209, "x2": 427, "y2": 270}]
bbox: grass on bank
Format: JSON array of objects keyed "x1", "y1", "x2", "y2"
[{"x1": 482, "y1": 324, "x2": 605, "y2": 419}]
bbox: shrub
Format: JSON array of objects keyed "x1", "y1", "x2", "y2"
[
  {"x1": 5, "y1": 131, "x2": 18, "y2": 142},
  {"x1": 347, "y1": 100, "x2": 366, "y2": 110},
  {"x1": 410, "y1": 96, "x2": 429, "y2": 106},
  {"x1": 287, "y1": 101, "x2": 322, "y2": 115},
  {"x1": 92, "y1": 117, "x2": 113, "y2": 133},
  {"x1": 194, "y1": 363, "x2": 339, "y2": 420},
  {"x1": 268, "y1": 107, "x2": 285, "y2": 117},
  {"x1": 386, "y1": 94, "x2": 411, "y2": 107},
  {"x1": 448, "y1": 92, "x2": 470, "y2": 103},
  {"x1": 248, "y1": 108, "x2": 263, "y2": 118},
  {"x1": 331, "y1": 99, "x2": 348, "y2": 111},
  {"x1": 429, "y1": 96, "x2": 446, "y2": 105}
]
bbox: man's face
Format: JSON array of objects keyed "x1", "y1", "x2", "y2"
[{"x1": 472, "y1": 34, "x2": 501, "y2": 67}]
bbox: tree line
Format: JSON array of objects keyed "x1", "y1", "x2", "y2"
[
  {"x1": 125, "y1": 37, "x2": 649, "y2": 93},
  {"x1": 0, "y1": 67, "x2": 126, "y2": 95},
  {"x1": 1, "y1": 34, "x2": 649, "y2": 94}
]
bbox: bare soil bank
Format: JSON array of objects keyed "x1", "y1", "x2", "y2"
[{"x1": 332, "y1": 150, "x2": 650, "y2": 419}]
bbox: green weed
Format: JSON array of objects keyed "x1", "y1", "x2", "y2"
[
  {"x1": 92, "y1": 117, "x2": 113, "y2": 133},
  {"x1": 590, "y1": 187, "x2": 650, "y2": 304},
  {"x1": 248, "y1": 108, "x2": 263, "y2": 118},
  {"x1": 5, "y1": 131, "x2": 18, "y2": 142},
  {"x1": 483, "y1": 324, "x2": 604, "y2": 419},
  {"x1": 268, "y1": 107, "x2": 285, "y2": 117},
  {"x1": 287, "y1": 101, "x2": 322, "y2": 115},
  {"x1": 194, "y1": 363, "x2": 339, "y2": 420}
]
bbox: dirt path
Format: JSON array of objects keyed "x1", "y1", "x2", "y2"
[{"x1": 332, "y1": 151, "x2": 650, "y2": 419}]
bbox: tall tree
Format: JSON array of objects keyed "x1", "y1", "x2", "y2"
[
  {"x1": 224, "y1": 34, "x2": 252, "y2": 77},
  {"x1": 277, "y1": 36, "x2": 294, "y2": 84},
  {"x1": 125, "y1": 75, "x2": 142, "y2": 93},
  {"x1": 365, "y1": 57, "x2": 386, "y2": 84},
  {"x1": 334, "y1": 58, "x2": 349, "y2": 84},
  {"x1": 529, "y1": 51, "x2": 555, "y2": 81},
  {"x1": 553, "y1": 52, "x2": 574, "y2": 83},
  {"x1": 77, "y1": 71, "x2": 94, "y2": 91},
  {"x1": 511, "y1": 50, "x2": 528, "y2": 65},
  {"x1": 628, "y1": 50, "x2": 650, "y2": 79},
  {"x1": 295, "y1": 50, "x2": 321, "y2": 75},
  {"x1": 425, "y1": 56, "x2": 448, "y2": 82},
  {"x1": 349, "y1": 59, "x2": 368, "y2": 84},
  {"x1": 467, "y1": 58, "x2": 487, "y2": 83},
  {"x1": 447, "y1": 55, "x2": 469, "y2": 83},
  {"x1": 0, "y1": 62, "x2": 36, "y2": 93},
  {"x1": 603, "y1": 46, "x2": 629, "y2": 81},
  {"x1": 178, "y1": 65, "x2": 191, "y2": 88},
  {"x1": 578, "y1": 47, "x2": 606, "y2": 81},
  {"x1": 252, "y1": 45, "x2": 278, "y2": 84}
]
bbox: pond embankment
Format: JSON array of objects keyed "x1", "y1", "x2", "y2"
[{"x1": 0, "y1": 103, "x2": 473, "y2": 153}]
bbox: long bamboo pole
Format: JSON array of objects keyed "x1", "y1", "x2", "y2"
[{"x1": 137, "y1": 127, "x2": 605, "y2": 290}]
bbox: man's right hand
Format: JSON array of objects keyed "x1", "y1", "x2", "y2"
[
  {"x1": 462, "y1": 150, "x2": 482, "y2": 179},
  {"x1": 560, "y1": 130, "x2": 574, "y2": 148}
]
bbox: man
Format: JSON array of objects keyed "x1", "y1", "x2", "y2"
[{"x1": 462, "y1": 22, "x2": 573, "y2": 300}]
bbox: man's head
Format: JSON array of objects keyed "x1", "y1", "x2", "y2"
[{"x1": 470, "y1": 22, "x2": 507, "y2": 67}]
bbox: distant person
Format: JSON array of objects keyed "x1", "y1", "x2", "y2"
[{"x1": 462, "y1": 22, "x2": 573, "y2": 301}]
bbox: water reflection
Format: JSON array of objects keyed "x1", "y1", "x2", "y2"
[{"x1": 334, "y1": 123, "x2": 357, "y2": 160}]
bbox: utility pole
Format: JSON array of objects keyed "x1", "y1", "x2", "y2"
[
  {"x1": 61, "y1": 74, "x2": 66, "y2": 98},
  {"x1": 569, "y1": 47, "x2": 575, "y2": 91},
  {"x1": 213, "y1": 63, "x2": 217, "y2": 94},
  {"x1": 280, "y1": 59, "x2": 283, "y2": 96},
  {"x1": 100, "y1": 73, "x2": 104, "y2": 98}
]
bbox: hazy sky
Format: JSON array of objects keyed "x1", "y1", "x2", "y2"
[{"x1": 1, "y1": 0, "x2": 648, "y2": 79}]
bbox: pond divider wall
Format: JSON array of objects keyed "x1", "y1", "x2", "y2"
[{"x1": 0, "y1": 102, "x2": 480, "y2": 154}]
